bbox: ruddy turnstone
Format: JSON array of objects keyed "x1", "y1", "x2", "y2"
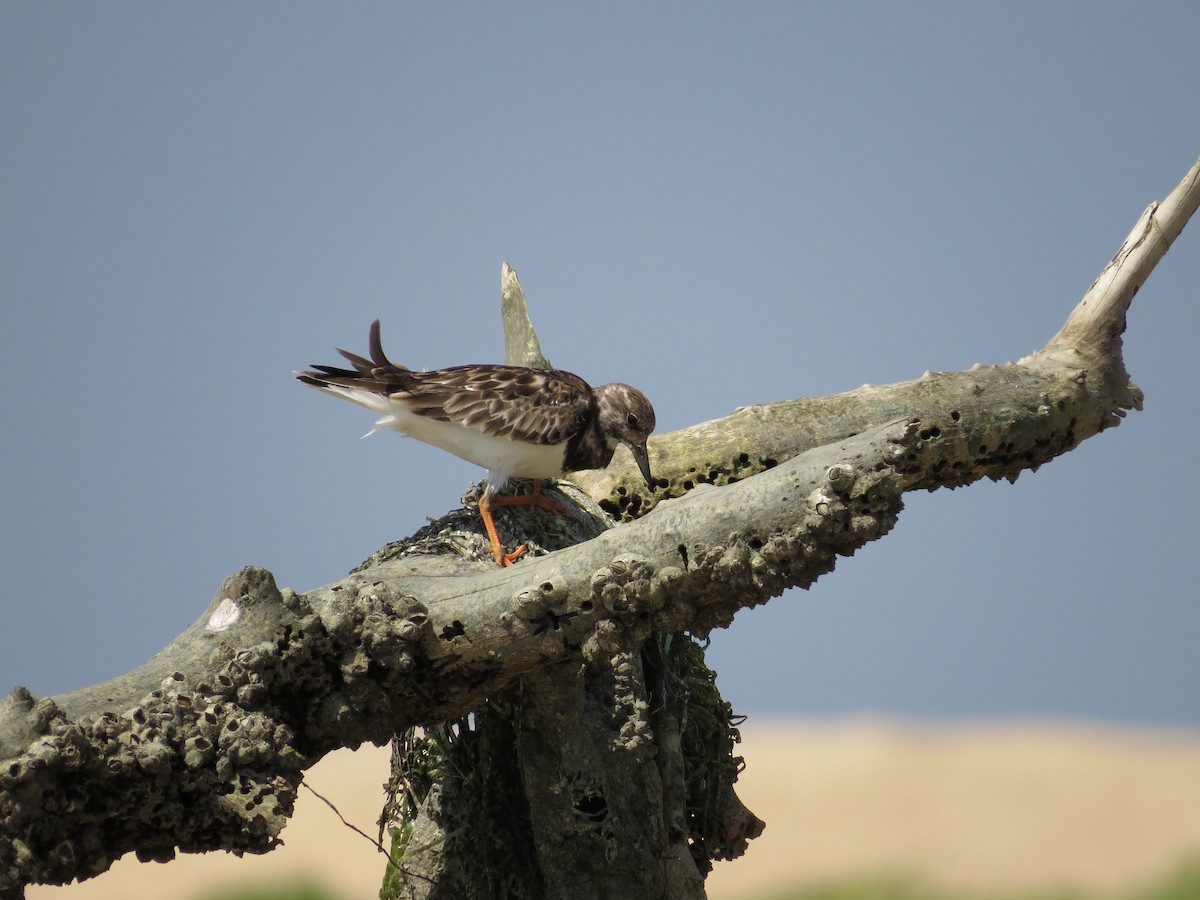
[{"x1": 297, "y1": 320, "x2": 656, "y2": 565}]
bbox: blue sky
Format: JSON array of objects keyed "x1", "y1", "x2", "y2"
[{"x1": 2, "y1": 3, "x2": 1198, "y2": 725}]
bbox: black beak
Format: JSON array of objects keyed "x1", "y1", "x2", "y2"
[{"x1": 628, "y1": 441, "x2": 654, "y2": 488}]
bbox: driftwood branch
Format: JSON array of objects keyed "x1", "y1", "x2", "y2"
[{"x1": 2, "y1": 157, "x2": 1197, "y2": 896}]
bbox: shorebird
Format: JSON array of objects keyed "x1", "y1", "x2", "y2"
[{"x1": 297, "y1": 320, "x2": 656, "y2": 565}]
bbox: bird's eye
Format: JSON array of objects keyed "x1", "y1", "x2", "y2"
[{"x1": 627, "y1": 413, "x2": 639, "y2": 428}]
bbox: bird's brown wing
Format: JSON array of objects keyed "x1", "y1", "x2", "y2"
[
  {"x1": 297, "y1": 319, "x2": 595, "y2": 445},
  {"x1": 410, "y1": 363, "x2": 594, "y2": 445}
]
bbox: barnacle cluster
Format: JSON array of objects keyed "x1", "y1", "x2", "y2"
[{"x1": 0, "y1": 567, "x2": 431, "y2": 891}]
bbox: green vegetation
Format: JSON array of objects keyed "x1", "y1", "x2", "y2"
[
  {"x1": 756, "y1": 857, "x2": 1200, "y2": 900},
  {"x1": 194, "y1": 880, "x2": 340, "y2": 900},
  {"x1": 757, "y1": 878, "x2": 1086, "y2": 900}
]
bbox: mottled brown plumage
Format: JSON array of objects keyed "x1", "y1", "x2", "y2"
[{"x1": 298, "y1": 320, "x2": 656, "y2": 565}]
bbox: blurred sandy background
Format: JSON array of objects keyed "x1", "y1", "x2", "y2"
[{"x1": 25, "y1": 718, "x2": 1200, "y2": 899}]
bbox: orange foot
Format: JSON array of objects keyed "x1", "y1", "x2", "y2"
[{"x1": 479, "y1": 481, "x2": 574, "y2": 566}]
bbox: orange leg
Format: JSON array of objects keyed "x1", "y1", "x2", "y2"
[{"x1": 479, "y1": 481, "x2": 573, "y2": 566}]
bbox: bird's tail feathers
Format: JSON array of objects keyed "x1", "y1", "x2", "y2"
[
  {"x1": 299, "y1": 378, "x2": 394, "y2": 417},
  {"x1": 295, "y1": 319, "x2": 412, "y2": 397}
]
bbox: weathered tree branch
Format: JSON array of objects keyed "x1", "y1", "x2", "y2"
[
  {"x1": 501, "y1": 261, "x2": 553, "y2": 371},
  {"x1": 2, "y1": 156, "x2": 1196, "y2": 897},
  {"x1": 574, "y1": 156, "x2": 1200, "y2": 513}
]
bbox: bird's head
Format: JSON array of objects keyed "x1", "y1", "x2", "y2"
[{"x1": 594, "y1": 383, "x2": 656, "y2": 488}]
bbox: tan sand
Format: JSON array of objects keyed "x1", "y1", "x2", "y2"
[
  {"x1": 705, "y1": 719, "x2": 1200, "y2": 899},
  {"x1": 25, "y1": 719, "x2": 1200, "y2": 899}
]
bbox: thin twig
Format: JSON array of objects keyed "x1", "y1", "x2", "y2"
[{"x1": 302, "y1": 780, "x2": 399, "y2": 864}]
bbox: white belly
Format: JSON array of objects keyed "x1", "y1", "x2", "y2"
[
  {"x1": 317, "y1": 384, "x2": 568, "y2": 488},
  {"x1": 391, "y1": 411, "x2": 569, "y2": 485}
]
